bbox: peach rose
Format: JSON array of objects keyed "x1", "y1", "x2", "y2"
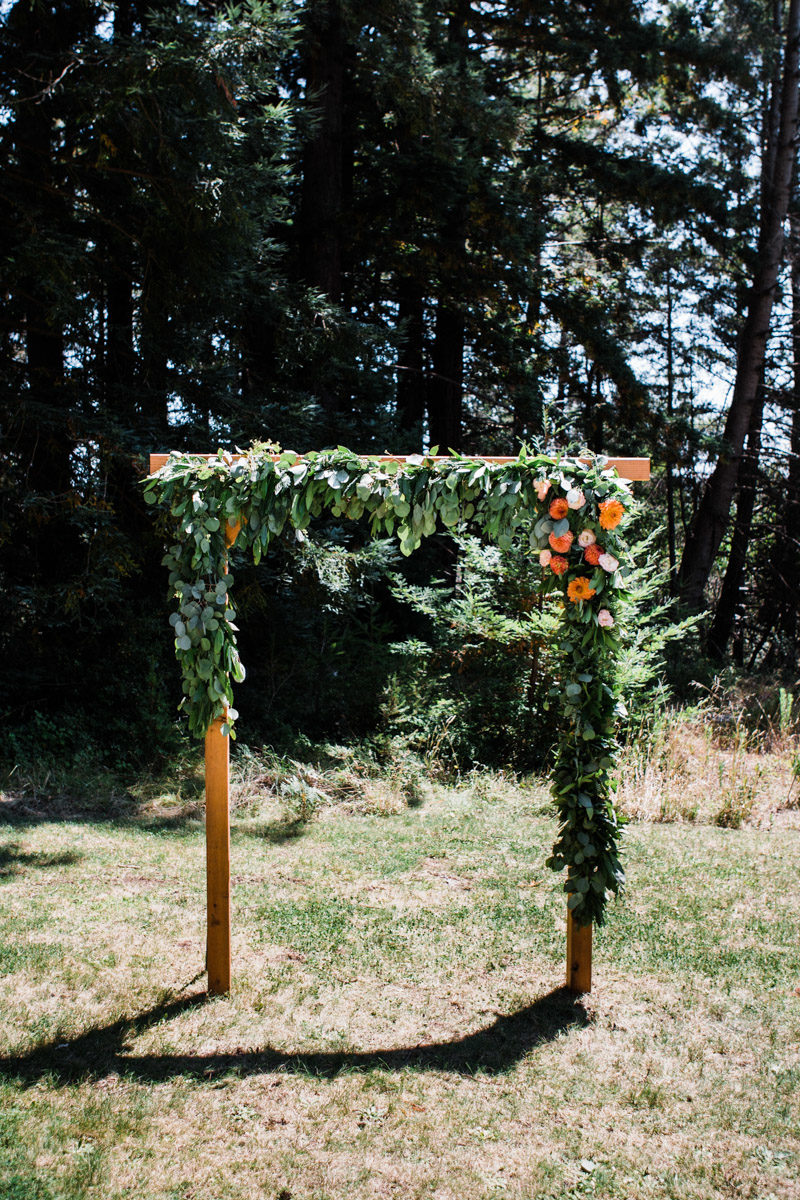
[
  {"x1": 549, "y1": 530, "x2": 574, "y2": 553},
  {"x1": 598, "y1": 609, "x2": 615, "y2": 628},
  {"x1": 566, "y1": 488, "x2": 586, "y2": 509},
  {"x1": 598, "y1": 552, "x2": 619, "y2": 573},
  {"x1": 539, "y1": 549, "x2": 552, "y2": 567},
  {"x1": 577, "y1": 529, "x2": 596, "y2": 548},
  {"x1": 549, "y1": 497, "x2": 569, "y2": 519},
  {"x1": 534, "y1": 479, "x2": 551, "y2": 501},
  {"x1": 549, "y1": 555, "x2": 569, "y2": 575}
]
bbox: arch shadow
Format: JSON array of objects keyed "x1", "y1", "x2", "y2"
[
  {"x1": 0, "y1": 986, "x2": 588, "y2": 1087},
  {"x1": 0, "y1": 843, "x2": 84, "y2": 877}
]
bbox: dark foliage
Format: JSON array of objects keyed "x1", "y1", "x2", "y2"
[{"x1": 0, "y1": 0, "x2": 797, "y2": 771}]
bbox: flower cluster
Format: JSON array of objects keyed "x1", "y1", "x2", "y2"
[{"x1": 530, "y1": 473, "x2": 630, "y2": 632}]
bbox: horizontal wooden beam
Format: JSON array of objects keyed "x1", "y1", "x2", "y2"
[{"x1": 148, "y1": 453, "x2": 651, "y2": 480}]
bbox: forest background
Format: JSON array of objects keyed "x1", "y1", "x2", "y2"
[{"x1": 2, "y1": 0, "x2": 799, "y2": 781}]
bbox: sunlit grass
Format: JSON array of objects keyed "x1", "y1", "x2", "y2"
[{"x1": 1, "y1": 773, "x2": 798, "y2": 1200}]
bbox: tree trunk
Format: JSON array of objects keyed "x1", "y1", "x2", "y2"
[
  {"x1": 706, "y1": 395, "x2": 763, "y2": 660},
  {"x1": 776, "y1": 206, "x2": 800, "y2": 650},
  {"x1": 396, "y1": 280, "x2": 426, "y2": 437},
  {"x1": 427, "y1": 1, "x2": 470, "y2": 453},
  {"x1": 665, "y1": 270, "x2": 678, "y2": 596},
  {"x1": 13, "y1": 6, "x2": 70, "y2": 506},
  {"x1": 678, "y1": 0, "x2": 800, "y2": 612},
  {"x1": 429, "y1": 298, "x2": 465, "y2": 451},
  {"x1": 300, "y1": 0, "x2": 344, "y2": 304}
]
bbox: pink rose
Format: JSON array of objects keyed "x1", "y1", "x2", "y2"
[
  {"x1": 598, "y1": 552, "x2": 619, "y2": 573},
  {"x1": 598, "y1": 609, "x2": 614, "y2": 628},
  {"x1": 534, "y1": 479, "x2": 551, "y2": 501},
  {"x1": 577, "y1": 529, "x2": 596, "y2": 548},
  {"x1": 566, "y1": 487, "x2": 586, "y2": 509},
  {"x1": 539, "y1": 549, "x2": 552, "y2": 566}
]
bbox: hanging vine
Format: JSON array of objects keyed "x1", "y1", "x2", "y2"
[{"x1": 145, "y1": 443, "x2": 635, "y2": 925}]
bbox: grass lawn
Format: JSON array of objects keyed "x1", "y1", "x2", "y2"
[{"x1": 1, "y1": 775, "x2": 799, "y2": 1200}]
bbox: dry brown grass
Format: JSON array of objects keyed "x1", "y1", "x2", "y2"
[
  {"x1": 1, "y1": 770, "x2": 799, "y2": 1200},
  {"x1": 616, "y1": 715, "x2": 800, "y2": 829}
]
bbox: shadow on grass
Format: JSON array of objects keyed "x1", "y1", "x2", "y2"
[
  {"x1": 0, "y1": 987, "x2": 587, "y2": 1086},
  {"x1": 232, "y1": 816, "x2": 309, "y2": 844},
  {"x1": 0, "y1": 844, "x2": 84, "y2": 877},
  {"x1": 0, "y1": 792, "x2": 205, "y2": 835},
  {"x1": 0, "y1": 796, "x2": 307, "y2": 845}
]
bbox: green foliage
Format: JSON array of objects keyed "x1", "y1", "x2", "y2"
[
  {"x1": 2, "y1": 0, "x2": 796, "y2": 774},
  {"x1": 234, "y1": 533, "x2": 399, "y2": 741},
  {"x1": 613, "y1": 536, "x2": 703, "y2": 722},
  {"x1": 384, "y1": 537, "x2": 563, "y2": 771},
  {"x1": 146, "y1": 444, "x2": 636, "y2": 924}
]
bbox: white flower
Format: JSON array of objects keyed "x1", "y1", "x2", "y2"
[
  {"x1": 598, "y1": 552, "x2": 619, "y2": 573},
  {"x1": 539, "y1": 549, "x2": 552, "y2": 566},
  {"x1": 598, "y1": 609, "x2": 614, "y2": 628},
  {"x1": 577, "y1": 529, "x2": 596, "y2": 548},
  {"x1": 566, "y1": 487, "x2": 586, "y2": 509}
]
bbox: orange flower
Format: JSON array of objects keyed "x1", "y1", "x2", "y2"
[
  {"x1": 549, "y1": 554, "x2": 569, "y2": 575},
  {"x1": 549, "y1": 530, "x2": 574, "y2": 553},
  {"x1": 584, "y1": 542, "x2": 603, "y2": 566},
  {"x1": 549, "y1": 497, "x2": 569, "y2": 519},
  {"x1": 567, "y1": 576, "x2": 596, "y2": 603},
  {"x1": 599, "y1": 498, "x2": 625, "y2": 530}
]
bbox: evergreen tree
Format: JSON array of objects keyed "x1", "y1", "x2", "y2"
[{"x1": 0, "y1": 0, "x2": 299, "y2": 760}]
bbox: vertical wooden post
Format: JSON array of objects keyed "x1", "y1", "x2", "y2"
[
  {"x1": 566, "y1": 908, "x2": 592, "y2": 993},
  {"x1": 205, "y1": 716, "x2": 231, "y2": 994},
  {"x1": 203, "y1": 516, "x2": 239, "y2": 996}
]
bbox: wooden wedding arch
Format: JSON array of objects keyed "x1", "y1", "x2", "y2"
[{"x1": 148, "y1": 449, "x2": 650, "y2": 997}]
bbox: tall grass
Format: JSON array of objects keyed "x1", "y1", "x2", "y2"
[{"x1": 616, "y1": 675, "x2": 799, "y2": 828}]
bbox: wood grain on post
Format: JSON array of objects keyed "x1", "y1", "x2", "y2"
[
  {"x1": 205, "y1": 715, "x2": 231, "y2": 995},
  {"x1": 566, "y1": 908, "x2": 592, "y2": 994},
  {"x1": 149, "y1": 453, "x2": 650, "y2": 480},
  {"x1": 203, "y1": 517, "x2": 239, "y2": 996}
]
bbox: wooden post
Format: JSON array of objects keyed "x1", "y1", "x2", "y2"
[
  {"x1": 205, "y1": 715, "x2": 231, "y2": 994},
  {"x1": 203, "y1": 516, "x2": 239, "y2": 996},
  {"x1": 566, "y1": 908, "x2": 592, "y2": 993}
]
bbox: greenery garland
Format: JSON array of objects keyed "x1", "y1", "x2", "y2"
[{"x1": 145, "y1": 443, "x2": 634, "y2": 924}]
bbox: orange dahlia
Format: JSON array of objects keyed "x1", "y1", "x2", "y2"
[
  {"x1": 584, "y1": 542, "x2": 603, "y2": 566},
  {"x1": 567, "y1": 576, "x2": 596, "y2": 603},
  {"x1": 549, "y1": 530, "x2": 574, "y2": 553},
  {"x1": 549, "y1": 554, "x2": 569, "y2": 575},
  {"x1": 549, "y1": 497, "x2": 569, "y2": 519},
  {"x1": 598, "y1": 498, "x2": 625, "y2": 530}
]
